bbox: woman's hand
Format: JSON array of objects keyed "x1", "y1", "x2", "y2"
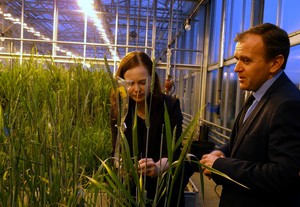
[{"x1": 138, "y1": 158, "x2": 169, "y2": 177}]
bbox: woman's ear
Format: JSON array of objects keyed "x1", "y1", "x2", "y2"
[{"x1": 270, "y1": 54, "x2": 284, "y2": 73}]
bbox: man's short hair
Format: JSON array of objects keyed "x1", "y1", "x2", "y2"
[{"x1": 234, "y1": 23, "x2": 290, "y2": 69}]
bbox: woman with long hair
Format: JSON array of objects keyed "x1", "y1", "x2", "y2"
[{"x1": 110, "y1": 51, "x2": 194, "y2": 207}]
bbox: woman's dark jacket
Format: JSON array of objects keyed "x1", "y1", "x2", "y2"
[{"x1": 111, "y1": 94, "x2": 194, "y2": 206}]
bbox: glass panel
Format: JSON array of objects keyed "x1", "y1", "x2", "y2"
[
  {"x1": 263, "y1": 0, "x2": 278, "y2": 24},
  {"x1": 184, "y1": 72, "x2": 194, "y2": 114},
  {"x1": 31, "y1": 42, "x2": 53, "y2": 55},
  {"x1": 156, "y1": 68, "x2": 166, "y2": 92},
  {"x1": 280, "y1": 0, "x2": 300, "y2": 33},
  {"x1": 219, "y1": 0, "x2": 251, "y2": 59},
  {"x1": 221, "y1": 65, "x2": 239, "y2": 129},
  {"x1": 205, "y1": 70, "x2": 218, "y2": 121},
  {"x1": 208, "y1": 0, "x2": 222, "y2": 64},
  {"x1": 1, "y1": 1, "x2": 55, "y2": 55},
  {"x1": 224, "y1": 0, "x2": 246, "y2": 58},
  {"x1": 85, "y1": 45, "x2": 112, "y2": 59},
  {"x1": 57, "y1": 10, "x2": 84, "y2": 43},
  {"x1": 285, "y1": 45, "x2": 300, "y2": 88},
  {"x1": 242, "y1": 0, "x2": 251, "y2": 31},
  {"x1": 55, "y1": 43, "x2": 83, "y2": 58}
]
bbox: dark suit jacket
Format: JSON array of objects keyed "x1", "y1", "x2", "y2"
[{"x1": 212, "y1": 72, "x2": 300, "y2": 207}]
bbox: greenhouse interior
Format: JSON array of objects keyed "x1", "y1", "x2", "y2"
[{"x1": 0, "y1": 0, "x2": 300, "y2": 206}]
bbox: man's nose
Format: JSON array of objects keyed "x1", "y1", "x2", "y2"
[{"x1": 234, "y1": 61, "x2": 243, "y2": 72}]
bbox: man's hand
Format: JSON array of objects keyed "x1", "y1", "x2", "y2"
[{"x1": 199, "y1": 150, "x2": 225, "y2": 179}]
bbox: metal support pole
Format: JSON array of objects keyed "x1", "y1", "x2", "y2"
[
  {"x1": 144, "y1": 0, "x2": 150, "y2": 54},
  {"x1": 276, "y1": 0, "x2": 282, "y2": 26},
  {"x1": 52, "y1": 0, "x2": 58, "y2": 58},
  {"x1": 215, "y1": 0, "x2": 227, "y2": 118},
  {"x1": 113, "y1": 0, "x2": 119, "y2": 74},
  {"x1": 20, "y1": 0, "x2": 25, "y2": 64},
  {"x1": 166, "y1": 0, "x2": 174, "y2": 79},
  {"x1": 83, "y1": 13, "x2": 88, "y2": 64},
  {"x1": 250, "y1": 0, "x2": 264, "y2": 27},
  {"x1": 125, "y1": 0, "x2": 130, "y2": 54},
  {"x1": 151, "y1": 0, "x2": 157, "y2": 60}
]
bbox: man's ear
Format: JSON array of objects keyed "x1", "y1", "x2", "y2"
[{"x1": 270, "y1": 55, "x2": 284, "y2": 73}]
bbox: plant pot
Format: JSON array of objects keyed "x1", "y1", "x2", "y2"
[{"x1": 184, "y1": 178, "x2": 199, "y2": 207}]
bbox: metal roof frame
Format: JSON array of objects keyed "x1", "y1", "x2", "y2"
[{"x1": 0, "y1": 0, "x2": 206, "y2": 68}]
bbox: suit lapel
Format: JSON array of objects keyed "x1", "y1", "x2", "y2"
[
  {"x1": 230, "y1": 72, "x2": 288, "y2": 156},
  {"x1": 231, "y1": 95, "x2": 269, "y2": 156}
]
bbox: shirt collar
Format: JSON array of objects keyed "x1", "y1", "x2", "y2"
[{"x1": 252, "y1": 71, "x2": 283, "y2": 101}]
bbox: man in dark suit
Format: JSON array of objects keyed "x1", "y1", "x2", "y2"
[{"x1": 200, "y1": 23, "x2": 300, "y2": 207}]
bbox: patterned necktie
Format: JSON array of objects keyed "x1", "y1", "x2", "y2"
[{"x1": 238, "y1": 94, "x2": 255, "y2": 129}]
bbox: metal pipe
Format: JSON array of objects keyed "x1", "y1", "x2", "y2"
[
  {"x1": 52, "y1": 0, "x2": 58, "y2": 57},
  {"x1": 151, "y1": 0, "x2": 157, "y2": 59},
  {"x1": 250, "y1": 0, "x2": 264, "y2": 27},
  {"x1": 172, "y1": 0, "x2": 180, "y2": 81},
  {"x1": 83, "y1": 13, "x2": 88, "y2": 63},
  {"x1": 20, "y1": 0, "x2": 25, "y2": 63},
  {"x1": 219, "y1": 0, "x2": 227, "y2": 69},
  {"x1": 210, "y1": 129, "x2": 230, "y2": 140},
  {"x1": 199, "y1": 119, "x2": 231, "y2": 133},
  {"x1": 126, "y1": 0, "x2": 130, "y2": 54},
  {"x1": 0, "y1": 37, "x2": 152, "y2": 49},
  {"x1": 166, "y1": 0, "x2": 174, "y2": 79},
  {"x1": 157, "y1": 0, "x2": 206, "y2": 61},
  {"x1": 144, "y1": 0, "x2": 150, "y2": 54},
  {"x1": 199, "y1": 1, "x2": 211, "y2": 120},
  {"x1": 276, "y1": 0, "x2": 282, "y2": 26},
  {"x1": 113, "y1": 0, "x2": 119, "y2": 74},
  {"x1": 134, "y1": 0, "x2": 141, "y2": 49},
  {"x1": 215, "y1": 0, "x2": 227, "y2": 118}
]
